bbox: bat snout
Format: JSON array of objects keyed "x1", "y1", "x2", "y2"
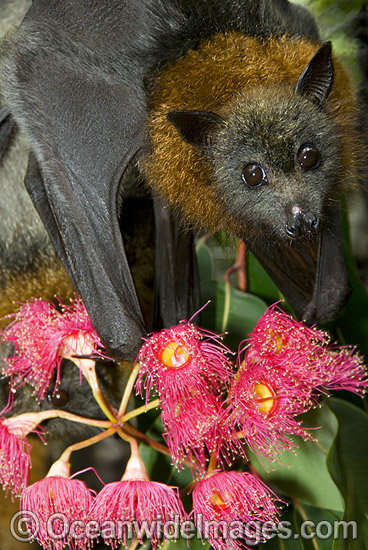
[
  {"x1": 286, "y1": 207, "x2": 320, "y2": 240},
  {"x1": 285, "y1": 218, "x2": 301, "y2": 239},
  {"x1": 303, "y1": 211, "x2": 320, "y2": 233}
]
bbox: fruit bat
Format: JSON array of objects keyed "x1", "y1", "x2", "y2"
[{"x1": 0, "y1": 0, "x2": 362, "y2": 362}]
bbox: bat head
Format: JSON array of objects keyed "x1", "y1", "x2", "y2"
[
  {"x1": 165, "y1": 42, "x2": 355, "y2": 323},
  {"x1": 167, "y1": 42, "x2": 339, "y2": 244}
]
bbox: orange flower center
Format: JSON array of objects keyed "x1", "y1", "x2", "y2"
[
  {"x1": 274, "y1": 333, "x2": 284, "y2": 353},
  {"x1": 269, "y1": 330, "x2": 288, "y2": 353},
  {"x1": 211, "y1": 490, "x2": 231, "y2": 511},
  {"x1": 254, "y1": 382, "x2": 278, "y2": 415},
  {"x1": 160, "y1": 340, "x2": 191, "y2": 368}
]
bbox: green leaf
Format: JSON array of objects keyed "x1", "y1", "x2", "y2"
[
  {"x1": 335, "y1": 263, "x2": 368, "y2": 362},
  {"x1": 263, "y1": 503, "x2": 342, "y2": 550},
  {"x1": 197, "y1": 237, "x2": 234, "y2": 281},
  {"x1": 293, "y1": 504, "x2": 342, "y2": 550},
  {"x1": 327, "y1": 399, "x2": 368, "y2": 550},
  {"x1": 139, "y1": 413, "x2": 193, "y2": 489},
  {"x1": 330, "y1": 204, "x2": 368, "y2": 360},
  {"x1": 196, "y1": 241, "x2": 214, "y2": 282},
  {"x1": 250, "y1": 403, "x2": 343, "y2": 513},
  {"x1": 165, "y1": 535, "x2": 210, "y2": 550},
  {"x1": 262, "y1": 504, "x2": 304, "y2": 549},
  {"x1": 247, "y1": 251, "x2": 282, "y2": 304},
  {"x1": 199, "y1": 280, "x2": 267, "y2": 349}
]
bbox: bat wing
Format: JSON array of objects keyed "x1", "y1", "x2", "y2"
[
  {"x1": 3, "y1": 17, "x2": 149, "y2": 360},
  {"x1": 3, "y1": 3, "x2": 201, "y2": 359},
  {"x1": 0, "y1": 106, "x2": 16, "y2": 163},
  {"x1": 152, "y1": 196, "x2": 200, "y2": 330},
  {"x1": 250, "y1": 202, "x2": 350, "y2": 323}
]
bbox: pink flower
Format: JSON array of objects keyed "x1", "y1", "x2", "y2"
[
  {"x1": 248, "y1": 304, "x2": 330, "y2": 361},
  {"x1": 226, "y1": 360, "x2": 313, "y2": 463},
  {"x1": 224, "y1": 306, "x2": 368, "y2": 464},
  {"x1": 319, "y1": 347, "x2": 368, "y2": 395},
  {"x1": 1, "y1": 297, "x2": 105, "y2": 400},
  {"x1": 135, "y1": 321, "x2": 233, "y2": 405},
  {"x1": 245, "y1": 304, "x2": 368, "y2": 397},
  {"x1": 0, "y1": 409, "x2": 49, "y2": 499},
  {"x1": 0, "y1": 417, "x2": 31, "y2": 498},
  {"x1": 20, "y1": 459, "x2": 94, "y2": 550},
  {"x1": 91, "y1": 453, "x2": 185, "y2": 549},
  {"x1": 161, "y1": 392, "x2": 236, "y2": 473},
  {"x1": 192, "y1": 471, "x2": 281, "y2": 550}
]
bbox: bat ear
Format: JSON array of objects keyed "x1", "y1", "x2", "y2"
[
  {"x1": 295, "y1": 41, "x2": 334, "y2": 105},
  {"x1": 167, "y1": 110, "x2": 224, "y2": 147}
]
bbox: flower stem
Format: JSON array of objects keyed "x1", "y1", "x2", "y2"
[
  {"x1": 65, "y1": 339, "x2": 118, "y2": 423},
  {"x1": 224, "y1": 239, "x2": 247, "y2": 292},
  {"x1": 292, "y1": 498, "x2": 319, "y2": 550},
  {"x1": 121, "y1": 439, "x2": 149, "y2": 481},
  {"x1": 207, "y1": 452, "x2": 218, "y2": 472},
  {"x1": 118, "y1": 362, "x2": 140, "y2": 418},
  {"x1": 128, "y1": 538, "x2": 141, "y2": 550},
  {"x1": 123, "y1": 423, "x2": 195, "y2": 469},
  {"x1": 122, "y1": 423, "x2": 171, "y2": 459},
  {"x1": 59, "y1": 427, "x2": 116, "y2": 463},
  {"x1": 35, "y1": 409, "x2": 112, "y2": 428},
  {"x1": 78, "y1": 359, "x2": 118, "y2": 423},
  {"x1": 248, "y1": 463, "x2": 260, "y2": 478},
  {"x1": 222, "y1": 279, "x2": 231, "y2": 333},
  {"x1": 4, "y1": 409, "x2": 111, "y2": 439},
  {"x1": 120, "y1": 423, "x2": 194, "y2": 469},
  {"x1": 120, "y1": 399, "x2": 160, "y2": 423},
  {"x1": 115, "y1": 425, "x2": 140, "y2": 452}
]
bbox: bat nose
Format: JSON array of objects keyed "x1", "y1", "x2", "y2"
[
  {"x1": 286, "y1": 209, "x2": 320, "y2": 239},
  {"x1": 302, "y1": 211, "x2": 320, "y2": 233},
  {"x1": 286, "y1": 218, "x2": 301, "y2": 239}
]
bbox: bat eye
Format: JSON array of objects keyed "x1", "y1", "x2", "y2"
[
  {"x1": 297, "y1": 143, "x2": 320, "y2": 170},
  {"x1": 242, "y1": 163, "x2": 267, "y2": 187},
  {"x1": 47, "y1": 388, "x2": 70, "y2": 407}
]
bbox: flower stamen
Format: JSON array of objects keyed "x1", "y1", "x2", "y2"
[{"x1": 160, "y1": 340, "x2": 191, "y2": 369}]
